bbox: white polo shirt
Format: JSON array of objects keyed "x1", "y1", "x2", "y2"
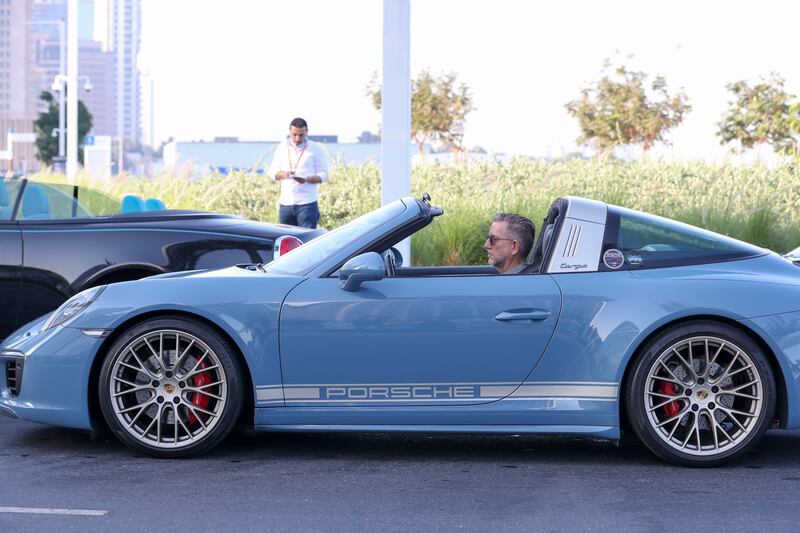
[{"x1": 267, "y1": 139, "x2": 329, "y2": 206}]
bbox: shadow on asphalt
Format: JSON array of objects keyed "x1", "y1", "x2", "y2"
[{"x1": 3, "y1": 417, "x2": 800, "y2": 469}]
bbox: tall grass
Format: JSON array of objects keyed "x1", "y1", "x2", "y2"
[{"x1": 31, "y1": 158, "x2": 800, "y2": 265}]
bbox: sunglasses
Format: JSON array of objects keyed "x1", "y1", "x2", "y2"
[{"x1": 485, "y1": 234, "x2": 515, "y2": 245}]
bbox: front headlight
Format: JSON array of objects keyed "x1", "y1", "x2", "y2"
[{"x1": 41, "y1": 286, "x2": 106, "y2": 332}]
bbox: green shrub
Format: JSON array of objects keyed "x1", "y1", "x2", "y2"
[{"x1": 31, "y1": 158, "x2": 800, "y2": 265}]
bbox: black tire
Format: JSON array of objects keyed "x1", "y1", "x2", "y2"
[
  {"x1": 626, "y1": 320, "x2": 775, "y2": 467},
  {"x1": 99, "y1": 316, "x2": 245, "y2": 458}
]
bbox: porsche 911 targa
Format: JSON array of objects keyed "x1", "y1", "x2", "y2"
[{"x1": 2, "y1": 194, "x2": 799, "y2": 466}]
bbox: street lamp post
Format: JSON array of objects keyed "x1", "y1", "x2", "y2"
[
  {"x1": 51, "y1": 74, "x2": 91, "y2": 175},
  {"x1": 67, "y1": 0, "x2": 78, "y2": 183},
  {"x1": 52, "y1": 75, "x2": 92, "y2": 95}
]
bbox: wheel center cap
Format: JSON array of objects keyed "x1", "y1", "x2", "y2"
[
  {"x1": 696, "y1": 389, "x2": 709, "y2": 401},
  {"x1": 163, "y1": 383, "x2": 176, "y2": 395}
]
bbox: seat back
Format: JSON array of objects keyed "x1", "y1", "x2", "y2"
[
  {"x1": 522, "y1": 223, "x2": 554, "y2": 274},
  {"x1": 541, "y1": 223, "x2": 555, "y2": 254},
  {"x1": 0, "y1": 180, "x2": 10, "y2": 219},
  {"x1": 120, "y1": 194, "x2": 147, "y2": 213},
  {"x1": 22, "y1": 184, "x2": 51, "y2": 220},
  {"x1": 145, "y1": 197, "x2": 166, "y2": 211}
]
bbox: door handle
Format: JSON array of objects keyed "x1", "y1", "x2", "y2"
[{"x1": 494, "y1": 310, "x2": 550, "y2": 322}]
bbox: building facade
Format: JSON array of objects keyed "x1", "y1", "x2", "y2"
[
  {"x1": 0, "y1": 0, "x2": 36, "y2": 171},
  {"x1": 96, "y1": 0, "x2": 139, "y2": 143},
  {"x1": 31, "y1": 1, "x2": 113, "y2": 137},
  {"x1": 75, "y1": 39, "x2": 113, "y2": 135}
]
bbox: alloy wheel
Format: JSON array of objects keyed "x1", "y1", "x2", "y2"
[
  {"x1": 107, "y1": 329, "x2": 229, "y2": 449},
  {"x1": 643, "y1": 335, "x2": 764, "y2": 456}
]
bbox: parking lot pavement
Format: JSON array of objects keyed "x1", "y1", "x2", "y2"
[{"x1": 2, "y1": 414, "x2": 800, "y2": 532}]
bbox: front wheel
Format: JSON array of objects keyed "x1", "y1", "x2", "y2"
[
  {"x1": 99, "y1": 317, "x2": 244, "y2": 458},
  {"x1": 626, "y1": 321, "x2": 775, "y2": 467}
]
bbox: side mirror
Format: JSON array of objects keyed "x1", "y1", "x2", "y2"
[{"x1": 339, "y1": 252, "x2": 385, "y2": 292}]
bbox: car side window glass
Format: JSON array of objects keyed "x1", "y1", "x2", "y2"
[
  {"x1": 195, "y1": 249, "x2": 257, "y2": 270},
  {"x1": 76, "y1": 186, "x2": 121, "y2": 216},
  {"x1": 607, "y1": 207, "x2": 762, "y2": 269},
  {"x1": 18, "y1": 182, "x2": 118, "y2": 220}
]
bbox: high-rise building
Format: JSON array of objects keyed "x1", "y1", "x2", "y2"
[
  {"x1": 96, "y1": 0, "x2": 140, "y2": 144},
  {"x1": 1, "y1": 0, "x2": 37, "y2": 171},
  {"x1": 76, "y1": 39, "x2": 113, "y2": 135},
  {"x1": 140, "y1": 69, "x2": 153, "y2": 147},
  {"x1": 30, "y1": 0, "x2": 64, "y2": 116}
]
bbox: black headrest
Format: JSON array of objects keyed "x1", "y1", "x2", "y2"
[{"x1": 542, "y1": 223, "x2": 555, "y2": 252}]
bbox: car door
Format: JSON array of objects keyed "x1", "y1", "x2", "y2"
[
  {"x1": 16, "y1": 182, "x2": 84, "y2": 327},
  {"x1": 0, "y1": 180, "x2": 22, "y2": 339},
  {"x1": 278, "y1": 274, "x2": 561, "y2": 407},
  {"x1": 0, "y1": 219, "x2": 22, "y2": 340}
]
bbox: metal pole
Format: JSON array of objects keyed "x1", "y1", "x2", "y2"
[
  {"x1": 149, "y1": 77, "x2": 155, "y2": 150},
  {"x1": 58, "y1": 18, "x2": 65, "y2": 158},
  {"x1": 118, "y1": 137, "x2": 124, "y2": 174},
  {"x1": 27, "y1": 19, "x2": 67, "y2": 161},
  {"x1": 66, "y1": 0, "x2": 78, "y2": 183},
  {"x1": 381, "y1": 0, "x2": 411, "y2": 262},
  {"x1": 116, "y1": 0, "x2": 125, "y2": 153}
]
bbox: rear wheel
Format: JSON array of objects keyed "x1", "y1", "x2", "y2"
[
  {"x1": 626, "y1": 321, "x2": 775, "y2": 467},
  {"x1": 99, "y1": 317, "x2": 244, "y2": 458}
]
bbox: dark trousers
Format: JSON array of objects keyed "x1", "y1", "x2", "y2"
[{"x1": 279, "y1": 201, "x2": 320, "y2": 229}]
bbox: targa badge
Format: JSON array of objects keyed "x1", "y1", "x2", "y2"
[
  {"x1": 603, "y1": 249, "x2": 625, "y2": 269},
  {"x1": 626, "y1": 251, "x2": 643, "y2": 266}
]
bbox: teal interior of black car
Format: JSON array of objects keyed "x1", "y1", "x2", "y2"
[
  {"x1": 22, "y1": 184, "x2": 52, "y2": 220},
  {"x1": 0, "y1": 179, "x2": 11, "y2": 220},
  {"x1": 6, "y1": 180, "x2": 168, "y2": 220}
]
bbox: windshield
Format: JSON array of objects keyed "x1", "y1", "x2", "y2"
[{"x1": 266, "y1": 200, "x2": 407, "y2": 275}]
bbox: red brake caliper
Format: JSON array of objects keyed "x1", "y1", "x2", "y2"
[
  {"x1": 660, "y1": 382, "x2": 680, "y2": 418},
  {"x1": 186, "y1": 361, "x2": 211, "y2": 425}
]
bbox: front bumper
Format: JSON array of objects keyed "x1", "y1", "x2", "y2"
[
  {"x1": 0, "y1": 321, "x2": 106, "y2": 430},
  {"x1": 0, "y1": 349, "x2": 25, "y2": 398}
]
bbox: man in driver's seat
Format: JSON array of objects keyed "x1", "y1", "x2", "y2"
[{"x1": 484, "y1": 213, "x2": 535, "y2": 274}]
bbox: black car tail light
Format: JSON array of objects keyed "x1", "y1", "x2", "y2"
[{"x1": 275, "y1": 235, "x2": 303, "y2": 257}]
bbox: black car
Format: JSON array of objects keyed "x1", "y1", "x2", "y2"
[{"x1": 0, "y1": 178, "x2": 324, "y2": 339}]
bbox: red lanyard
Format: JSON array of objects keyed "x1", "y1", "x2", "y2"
[{"x1": 288, "y1": 144, "x2": 307, "y2": 169}]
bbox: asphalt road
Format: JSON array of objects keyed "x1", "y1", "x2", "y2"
[{"x1": 1, "y1": 415, "x2": 799, "y2": 532}]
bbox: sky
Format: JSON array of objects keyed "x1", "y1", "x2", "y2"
[{"x1": 138, "y1": 0, "x2": 800, "y2": 161}]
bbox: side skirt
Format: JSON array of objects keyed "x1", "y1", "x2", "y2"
[{"x1": 252, "y1": 424, "x2": 619, "y2": 439}]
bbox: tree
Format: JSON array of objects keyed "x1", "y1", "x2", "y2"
[
  {"x1": 367, "y1": 70, "x2": 475, "y2": 156},
  {"x1": 565, "y1": 62, "x2": 691, "y2": 156},
  {"x1": 34, "y1": 91, "x2": 93, "y2": 166},
  {"x1": 717, "y1": 74, "x2": 797, "y2": 157},
  {"x1": 786, "y1": 102, "x2": 800, "y2": 158}
]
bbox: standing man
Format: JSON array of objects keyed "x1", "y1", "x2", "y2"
[
  {"x1": 484, "y1": 212, "x2": 535, "y2": 274},
  {"x1": 268, "y1": 117, "x2": 329, "y2": 228}
]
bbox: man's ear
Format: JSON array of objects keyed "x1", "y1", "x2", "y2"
[{"x1": 512, "y1": 240, "x2": 521, "y2": 256}]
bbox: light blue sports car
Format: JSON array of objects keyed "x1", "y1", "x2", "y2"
[{"x1": 2, "y1": 194, "x2": 799, "y2": 466}]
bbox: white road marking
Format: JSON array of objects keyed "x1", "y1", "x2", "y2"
[{"x1": 0, "y1": 506, "x2": 108, "y2": 516}]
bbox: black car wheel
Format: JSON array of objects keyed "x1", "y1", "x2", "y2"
[
  {"x1": 99, "y1": 316, "x2": 244, "y2": 458},
  {"x1": 626, "y1": 321, "x2": 775, "y2": 467}
]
